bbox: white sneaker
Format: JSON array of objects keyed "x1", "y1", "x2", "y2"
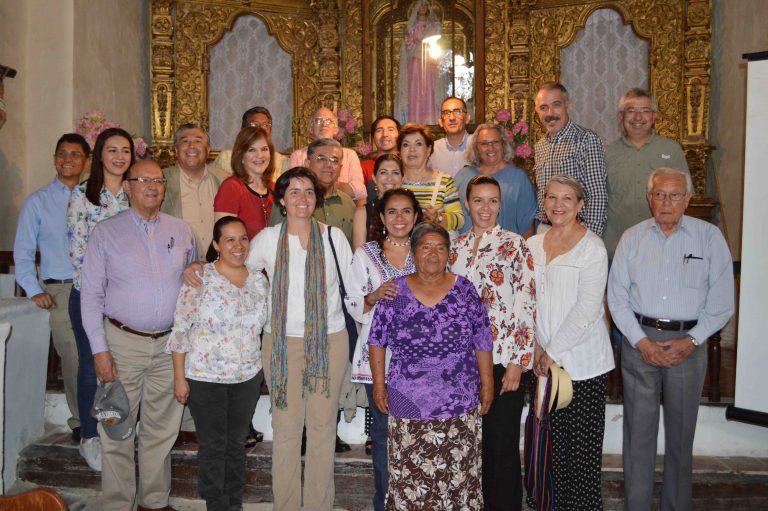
[{"x1": 79, "y1": 437, "x2": 102, "y2": 471}]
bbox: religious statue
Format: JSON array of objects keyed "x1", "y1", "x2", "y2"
[{"x1": 395, "y1": 0, "x2": 443, "y2": 125}]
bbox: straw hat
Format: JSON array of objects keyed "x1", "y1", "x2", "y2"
[{"x1": 536, "y1": 364, "x2": 573, "y2": 417}]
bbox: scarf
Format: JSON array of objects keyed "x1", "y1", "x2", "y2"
[{"x1": 270, "y1": 218, "x2": 329, "y2": 409}]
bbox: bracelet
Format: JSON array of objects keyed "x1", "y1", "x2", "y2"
[{"x1": 364, "y1": 295, "x2": 377, "y2": 307}]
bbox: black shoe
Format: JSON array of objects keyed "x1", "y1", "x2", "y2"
[
  {"x1": 71, "y1": 426, "x2": 81, "y2": 443},
  {"x1": 301, "y1": 431, "x2": 307, "y2": 456},
  {"x1": 335, "y1": 435, "x2": 351, "y2": 453},
  {"x1": 364, "y1": 435, "x2": 373, "y2": 456}
]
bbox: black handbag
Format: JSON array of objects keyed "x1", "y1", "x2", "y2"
[{"x1": 327, "y1": 226, "x2": 359, "y2": 362}]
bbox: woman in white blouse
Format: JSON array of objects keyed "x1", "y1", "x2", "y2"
[
  {"x1": 448, "y1": 175, "x2": 536, "y2": 511},
  {"x1": 167, "y1": 215, "x2": 269, "y2": 510},
  {"x1": 527, "y1": 174, "x2": 614, "y2": 510}
]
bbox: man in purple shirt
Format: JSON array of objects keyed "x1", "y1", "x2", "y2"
[{"x1": 81, "y1": 159, "x2": 197, "y2": 511}]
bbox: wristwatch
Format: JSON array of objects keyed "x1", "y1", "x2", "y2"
[{"x1": 688, "y1": 334, "x2": 699, "y2": 346}]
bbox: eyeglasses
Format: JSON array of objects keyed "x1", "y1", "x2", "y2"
[
  {"x1": 311, "y1": 117, "x2": 336, "y2": 127},
  {"x1": 478, "y1": 140, "x2": 501, "y2": 148},
  {"x1": 248, "y1": 121, "x2": 273, "y2": 129},
  {"x1": 440, "y1": 108, "x2": 466, "y2": 118},
  {"x1": 126, "y1": 177, "x2": 167, "y2": 186},
  {"x1": 624, "y1": 107, "x2": 654, "y2": 115},
  {"x1": 650, "y1": 191, "x2": 686, "y2": 202},
  {"x1": 311, "y1": 154, "x2": 341, "y2": 165}
]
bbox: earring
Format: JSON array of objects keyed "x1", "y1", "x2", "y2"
[
  {"x1": 215, "y1": 251, "x2": 220, "y2": 261},
  {"x1": 280, "y1": 205, "x2": 287, "y2": 216},
  {"x1": 383, "y1": 225, "x2": 387, "y2": 236}
]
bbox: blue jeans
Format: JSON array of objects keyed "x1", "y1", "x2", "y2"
[
  {"x1": 68, "y1": 287, "x2": 99, "y2": 439},
  {"x1": 364, "y1": 383, "x2": 388, "y2": 511}
]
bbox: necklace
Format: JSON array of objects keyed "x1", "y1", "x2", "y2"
[{"x1": 386, "y1": 236, "x2": 410, "y2": 247}]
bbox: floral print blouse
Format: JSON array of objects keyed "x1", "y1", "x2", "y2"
[
  {"x1": 67, "y1": 183, "x2": 129, "y2": 290},
  {"x1": 166, "y1": 263, "x2": 269, "y2": 384},
  {"x1": 449, "y1": 224, "x2": 536, "y2": 369}
]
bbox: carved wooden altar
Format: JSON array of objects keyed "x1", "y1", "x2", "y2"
[{"x1": 150, "y1": 0, "x2": 713, "y2": 202}]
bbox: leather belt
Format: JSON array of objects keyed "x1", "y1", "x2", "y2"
[
  {"x1": 43, "y1": 278, "x2": 73, "y2": 284},
  {"x1": 108, "y1": 318, "x2": 171, "y2": 339},
  {"x1": 635, "y1": 313, "x2": 697, "y2": 332}
]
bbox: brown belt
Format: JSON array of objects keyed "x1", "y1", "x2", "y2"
[{"x1": 108, "y1": 318, "x2": 171, "y2": 339}]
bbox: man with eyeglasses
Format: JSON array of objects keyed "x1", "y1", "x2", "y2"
[
  {"x1": 429, "y1": 96, "x2": 473, "y2": 178},
  {"x1": 163, "y1": 124, "x2": 229, "y2": 259},
  {"x1": 533, "y1": 82, "x2": 607, "y2": 235},
  {"x1": 608, "y1": 166, "x2": 734, "y2": 511},
  {"x1": 271, "y1": 138, "x2": 356, "y2": 246},
  {"x1": 289, "y1": 106, "x2": 366, "y2": 200},
  {"x1": 81, "y1": 159, "x2": 197, "y2": 511},
  {"x1": 603, "y1": 88, "x2": 690, "y2": 259},
  {"x1": 13, "y1": 133, "x2": 90, "y2": 449},
  {"x1": 213, "y1": 105, "x2": 289, "y2": 176}
]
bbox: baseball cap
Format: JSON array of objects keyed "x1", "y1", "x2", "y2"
[{"x1": 91, "y1": 380, "x2": 133, "y2": 441}]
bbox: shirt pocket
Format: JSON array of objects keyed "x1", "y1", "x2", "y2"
[{"x1": 682, "y1": 257, "x2": 708, "y2": 289}]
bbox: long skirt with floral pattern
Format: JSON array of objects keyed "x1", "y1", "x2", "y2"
[{"x1": 386, "y1": 410, "x2": 482, "y2": 510}]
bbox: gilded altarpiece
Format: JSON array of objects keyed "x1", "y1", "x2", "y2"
[{"x1": 150, "y1": 0, "x2": 341, "y2": 166}]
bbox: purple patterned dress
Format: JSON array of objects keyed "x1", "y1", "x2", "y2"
[{"x1": 368, "y1": 274, "x2": 492, "y2": 510}]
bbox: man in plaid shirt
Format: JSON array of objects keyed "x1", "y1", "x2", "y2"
[{"x1": 533, "y1": 82, "x2": 607, "y2": 235}]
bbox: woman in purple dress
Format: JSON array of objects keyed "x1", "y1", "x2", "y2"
[{"x1": 368, "y1": 222, "x2": 494, "y2": 510}]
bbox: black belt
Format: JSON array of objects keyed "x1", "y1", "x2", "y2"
[
  {"x1": 635, "y1": 313, "x2": 697, "y2": 332},
  {"x1": 43, "y1": 278, "x2": 73, "y2": 284},
  {"x1": 108, "y1": 318, "x2": 171, "y2": 339}
]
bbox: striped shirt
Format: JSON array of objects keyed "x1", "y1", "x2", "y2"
[
  {"x1": 534, "y1": 120, "x2": 607, "y2": 235},
  {"x1": 607, "y1": 215, "x2": 735, "y2": 347},
  {"x1": 402, "y1": 173, "x2": 465, "y2": 231}
]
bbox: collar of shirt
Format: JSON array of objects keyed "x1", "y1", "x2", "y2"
[
  {"x1": 620, "y1": 131, "x2": 657, "y2": 150},
  {"x1": 129, "y1": 208, "x2": 160, "y2": 234},
  {"x1": 51, "y1": 176, "x2": 74, "y2": 194},
  {"x1": 547, "y1": 119, "x2": 575, "y2": 144},
  {"x1": 324, "y1": 187, "x2": 342, "y2": 205},
  {"x1": 649, "y1": 214, "x2": 693, "y2": 239},
  {"x1": 445, "y1": 131, "x2": 470, "y2": 152},
  {"x1": 464, "y1": 223, "x2": 500, "y2": 242},
  {"x1": 179, "y1": 165, "x2": 210, "y2": 185}
]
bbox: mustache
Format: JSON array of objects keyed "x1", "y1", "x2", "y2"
[{"x1": 544, "y1": 115, "x2": 560, "y2": 123}]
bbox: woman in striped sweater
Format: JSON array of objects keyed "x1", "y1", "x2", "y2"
[{"x1": 398, "y1": 123, "x2": 464, "y2": 231}]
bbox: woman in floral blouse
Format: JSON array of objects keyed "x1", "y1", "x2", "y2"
[
  {"x1": 369, "y1": 222, "x2": 493, "y2": 510},
  {"x1": 448, "y1": 175, "x2": 536, "y2": 511},
  {"x1": 66, "y1": 127, "x2": 134, "y2": 471},
  {"x1": 167, "y1": 215, "x2": 269, "y2": 510},
  {"x1": 346, "y1": 188, "x2": 422, "y2": 511}
]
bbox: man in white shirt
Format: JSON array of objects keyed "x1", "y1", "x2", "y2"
[{"x1": 428, "y1": 96, "x2": 473, "y2": 177}]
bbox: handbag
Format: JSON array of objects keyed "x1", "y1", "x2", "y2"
[
  {"x1": 326, "y1": 226, "x2": 359, "y2": 363},
  {"x1": 524, "y1": 373, "x2": 555, "y2": 511}
]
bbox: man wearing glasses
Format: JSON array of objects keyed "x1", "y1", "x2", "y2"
[
  {"x1": 81, "y1": 159, "x2": 197, "y2": 511},
  {"x1": 289, "y1": 106, "x2": 366, "y2": 200},
  {"x1": 608, "y1": 167, "x2": 733, "y2": 511},
  {"x1": 603, "y1": 88, "x2": 690, "y2": 260},
  {"x1": 213, "y1": 105, "x2": 289, "y2": 176},
  {"x1": 429, "y1": 96, "x2": 473, "y2": 178},
  {"x1": 533, "y1": 82, "x2": 607, "y2": 235}
]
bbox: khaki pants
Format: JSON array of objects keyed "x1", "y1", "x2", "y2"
[
  {"x1": 263, "y1": 330, "x2": 348, "y2": 511},
  {"x1": 100, "y1": 320, "x2": 183, "y2": 511},
  {"x1": 47, "y1": 282, "x2": 79, "y2": 429}
]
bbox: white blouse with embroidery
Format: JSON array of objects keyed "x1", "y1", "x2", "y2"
[{"x1": 166, "y1": 262, "x2": 269, "y2": 383}]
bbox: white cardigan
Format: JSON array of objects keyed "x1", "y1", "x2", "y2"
[{"x1": 528, "y1": 230, "x2": 615, "y2": 380}]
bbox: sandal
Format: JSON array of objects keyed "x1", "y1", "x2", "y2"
[{"x1": 245, "y1": 425, "x2": 264, "y2": 448}]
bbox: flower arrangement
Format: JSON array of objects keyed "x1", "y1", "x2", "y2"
[
  {"x1": 335, "y1": 108, "x2": 372, "y2": 159},
  {"x1": 495, "y1": 108, "x2": 532, "y2": 160},
  {"x1": 74, "y1": 109, "x2": 149, "y2": 158}
]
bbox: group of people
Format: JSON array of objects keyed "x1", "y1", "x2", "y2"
[{"x1": 12, "y1": 82, "x2": 734, "y2": 511}]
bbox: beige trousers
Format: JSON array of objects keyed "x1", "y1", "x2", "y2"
[
  {"x1": 47, "y1": 282, "x2": 79, "y2": 429},
  {"x1": 100, "y1": 320, "x2": 183, "y2": 511},
  {"x1": 263, "y1": 329, "x2": 349, "y2": 511}
]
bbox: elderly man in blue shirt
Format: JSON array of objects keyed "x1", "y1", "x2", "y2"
[
  {"x1": 82, "y1": 159, "x2": 197, "y2": 511},
  {"x1": 608, "y1": 167, "x2": 735, "y2": 511},
  {"x1": 13, "y1": 133, "x2": 90, "y2": 446}
]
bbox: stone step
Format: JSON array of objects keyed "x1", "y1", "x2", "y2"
[{"x1": 17, "y1": 429, "x2": 768, "y2": 510}]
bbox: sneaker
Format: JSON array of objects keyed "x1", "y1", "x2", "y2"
[{"x1": 79, "y1": 437, "x2": 102, "y2": 471}]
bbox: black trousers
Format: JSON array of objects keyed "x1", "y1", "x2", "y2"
[
  {"x1": 187, "y1": 372, "x2": 263, "y2": 511},
  {"x1": 483, "y1": 363, "x2": 526, "y2": 511}
]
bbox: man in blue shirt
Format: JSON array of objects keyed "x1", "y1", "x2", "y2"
[{"x1": 13, "y1": 133, "x2": 90, "y2": 444}]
